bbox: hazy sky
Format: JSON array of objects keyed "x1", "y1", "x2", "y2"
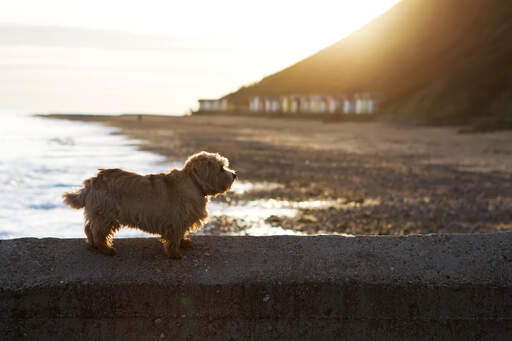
[{"x1": 1, "y1": 0, "x2": 401, "y2": 114}]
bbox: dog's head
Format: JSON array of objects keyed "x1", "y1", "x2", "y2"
[{"x1": 184, "y1": 151, "x2": 237, "y2": 196}]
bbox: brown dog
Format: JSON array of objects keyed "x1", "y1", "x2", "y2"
[{"x1": 62, "y1": 151, "x2": 236, "y2": 258}]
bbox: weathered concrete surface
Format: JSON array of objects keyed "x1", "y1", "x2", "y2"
[{"x1": 1, "y1": 234, "x2": 512, "y2": 340}]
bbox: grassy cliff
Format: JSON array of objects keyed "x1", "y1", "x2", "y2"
[{"x1": 224, "y1": 0, "x2": 512, "y2": 127}]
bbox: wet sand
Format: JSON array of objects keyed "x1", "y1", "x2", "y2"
[{"x1": 47, "y1": 114, "x2": 512, "y2": 235}]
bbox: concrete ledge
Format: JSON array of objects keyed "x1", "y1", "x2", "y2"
[{"x1": 2, "y1": 234, "x2": 512, "y2": 340}]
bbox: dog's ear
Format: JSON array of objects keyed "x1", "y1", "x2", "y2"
[
  {"x1": 184, "y1": 151, "x2": 229, "y2": 179},
  {"x1": 184, "y1": 152, "x2": 210, "y2": 177},
  {"x1": 197, "y1": 158, "x2": 214, "y2": 177}
]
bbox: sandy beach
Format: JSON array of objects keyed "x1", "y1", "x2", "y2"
[{"x1": 46, "y1": 114, "x2": 512, "y2": 235}]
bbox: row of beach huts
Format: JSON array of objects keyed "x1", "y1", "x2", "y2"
[{"x1": 198, "y1": 93, "x2": 379, "y2": 115}]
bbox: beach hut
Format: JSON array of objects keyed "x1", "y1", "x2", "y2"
[
  {"x1": 309, "y1": 95, "x2": 322, "y2": 113},
  {"x1": 355, "y1": 96, "x2": 362, "y2": 114},
  {"x1": 249, "y1": 96, "x2": 262, "y2": 112},
  {"x1": 264, "y1": 98, "x2": 272, "y2": 112},
  {"x1": 281, "y1": 96, "x2": 290, "y2": 113},
  {"x1": 245, "y1": 93, "x2": 378, "y2": 115},
  {"x1": 327, "y1": 96, "x2": 337, "y2": 113},
  {"x1": 220, "y1": 99, "x2": 228, "y2": 111},
  {"x1": 198, "y1": 99, "x2": 215, "y2": 112},
  {"x1": 198, "y1": 99, "x2": 229, "y2": 112},
  {"x1": 318, "y1": 96, "x2": 327, "y2": 113},
  {"x1": 271, "y1": 98, "x2": 280, "y2": 112},
  {"x1": 368, "y1": 98, "x2": 375, "y2": 113},
  {"x1": 299, "y1": 96, "x2": 310, "y2": 113},
  {"x1": 289, "y1": 96, "x2": 300, "y2": 113},
  {"x1": 343, "y1": 98, "x2": 353, "y2": 114}
]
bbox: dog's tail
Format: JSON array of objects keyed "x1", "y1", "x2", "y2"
[{"x1": 62, "y1": 187, "x2": 88, "y2": 209}]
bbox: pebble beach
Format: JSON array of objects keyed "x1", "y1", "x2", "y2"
[{"x1": 46, "y1": 114, "x2": 512, "y2": 236}]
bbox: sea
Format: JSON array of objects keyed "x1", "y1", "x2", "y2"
[{"x1": 0, "y1": 110, "x2": 307, "y2": 239}]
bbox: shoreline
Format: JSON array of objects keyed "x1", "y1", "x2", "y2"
[{"x1": 45, "y1": 114, "x2": 512, "y2": 236}]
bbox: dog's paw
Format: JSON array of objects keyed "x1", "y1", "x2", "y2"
[
  {"x1": 180, "y1": 238, "x2": 193, "y2": 248},
  {"x1": 85, "y1": 240, "x2": 96, "y2": 250},
  {"x1": 165, "y1": 248, "x2": 182, "y2": 259},
  {"x1": 96, "y1": 245, "x2": 117, "y2": 256},
  {"x1": 167, "y1": 252, "x2": 182, "y2": 259}
]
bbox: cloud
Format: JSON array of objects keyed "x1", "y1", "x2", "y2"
[{"x1": 0, "y1": 24, "x2": 209, "y2": 51}]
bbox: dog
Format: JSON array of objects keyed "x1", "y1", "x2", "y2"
[{"x1": 62, "y1": 151, "x2": 236, "y2": 258}]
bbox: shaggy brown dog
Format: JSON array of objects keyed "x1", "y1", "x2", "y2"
[{"x1": 62, "y1": 151, "x2": 236, "y2": 258}]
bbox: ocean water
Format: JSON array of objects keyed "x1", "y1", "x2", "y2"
[
  {"x1": 0, "y1": 112, "x2": 307, "y2": 239},
  {"x1": 0, "y1": 111, "x2": 175, "y2": 238}
]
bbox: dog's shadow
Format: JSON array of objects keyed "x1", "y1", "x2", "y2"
[{"x1": 82, "y1": 237, "x2": 207, "y2": 261}]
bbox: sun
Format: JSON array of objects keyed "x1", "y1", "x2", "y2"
[{"x1": 188, "y1": 1, "x2": 402, "y2": 49}]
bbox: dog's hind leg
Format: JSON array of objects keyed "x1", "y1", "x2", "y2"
[
  {"x1": 161, "y1": 237, "x2": 182, "y2": 259},
  {"x1": 93, "y1": 228, "x2": 117, "y2": 256},
  {"x1": 89, "y1": 216, "x2": 118, "y2": 256},
  {"x1": 83, "y1": 211, "x2": 95, "y2": 249},
  {"x1": 84, "y1": 222, "x2": 95, "y2": 248}
]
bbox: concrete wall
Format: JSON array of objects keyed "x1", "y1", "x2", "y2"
[{"x1": 1, "y1": 234, "x2": 512, "y2": 340}]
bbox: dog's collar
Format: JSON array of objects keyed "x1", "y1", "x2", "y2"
[{"x1": 188, "y1": 172, "x2": 206, "y2": 196}]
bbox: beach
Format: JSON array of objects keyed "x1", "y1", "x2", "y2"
[{"x1": 46, "y1": 114, "x2": 512, "y2": 236}]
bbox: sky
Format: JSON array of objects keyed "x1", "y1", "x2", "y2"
[{"x1": 0, "y1": 0, "x2": 401, "y2": 115}]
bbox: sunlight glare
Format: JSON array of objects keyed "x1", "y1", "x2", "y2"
[
  {"x1": 1, "y1": 0, "x2": 401, "y2": 53},
  {"x1": 0, "y1": 0, "x2": 401, "y2": 114}
]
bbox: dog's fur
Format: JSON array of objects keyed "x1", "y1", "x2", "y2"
[{"x1": 62, "y1": 151, "x2": 236, "y2": 258}]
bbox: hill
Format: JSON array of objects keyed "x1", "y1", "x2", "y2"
[{"x1": 224, "y1": 0, "x2": 512, "y2": 127}]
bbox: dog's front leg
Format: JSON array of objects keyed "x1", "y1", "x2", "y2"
[{"x1": 161, "y1": 238, "x2": 182, "y2": 259}]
